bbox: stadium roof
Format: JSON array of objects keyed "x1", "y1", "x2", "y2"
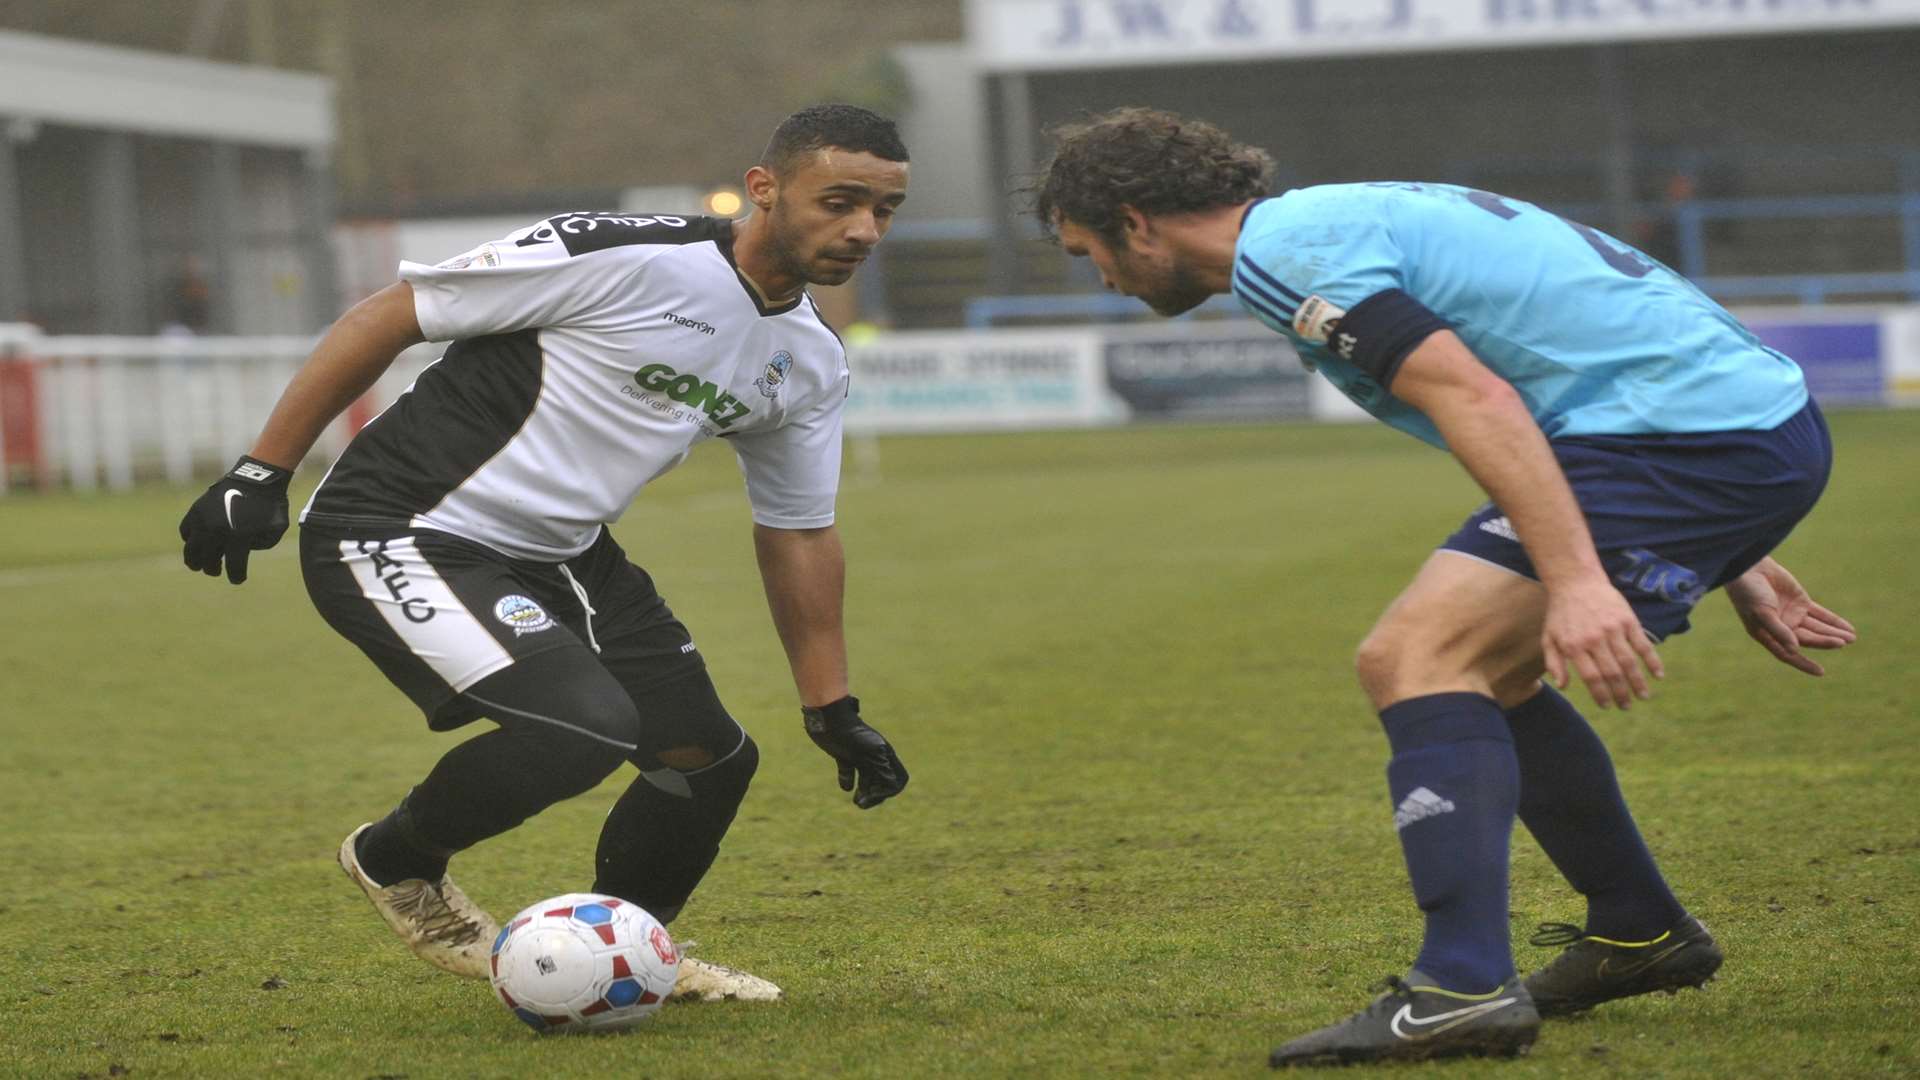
[{"x1": 0, "y1": 29, "x2": 331, "y2": 150}]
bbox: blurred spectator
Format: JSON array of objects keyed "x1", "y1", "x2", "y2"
[
  {"x1": 160, "y1": 256, "x2": 212, "y2": 337},
  {"x1": 1635, "y1": 171, "x2": 1697, "y2": 269}
]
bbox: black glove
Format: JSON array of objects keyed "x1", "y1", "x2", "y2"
[
  {"x1": 179, "y1": 455, "x2": 292, "y2": 585},
  {"x1": 802, "y1": 695, "x2": 908, "y2": 809}
]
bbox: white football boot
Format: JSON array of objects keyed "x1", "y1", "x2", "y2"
[
  {"x1": 668, "y1": 944, "x2": 785, "y2": 1002},
  {"x1": 337, "y1": 823, "x2": 499, "y2": 980}
]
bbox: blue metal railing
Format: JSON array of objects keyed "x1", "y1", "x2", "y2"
[
  {"x1": 1668, "y1": 193, "x2": 1920, "y2": 284},
  {"x1": 1693, "y1": 271, "x2": 1920, "y2": 306}
]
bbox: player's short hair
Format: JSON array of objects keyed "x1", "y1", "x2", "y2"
[
  {"x1": 760, "y1": 104, "x2": 909, "y2": 175},
  {"x1": 1031, "y1": 107, "x2": 1274, "y2": 244}
]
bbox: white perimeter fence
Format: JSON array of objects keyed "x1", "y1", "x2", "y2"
[
  {"x1": 3, "y1": 309, "x2": 1916, "y2": 494},
  {"x1": 0, "y1": 325, "x2": 438, "y2": 494}
]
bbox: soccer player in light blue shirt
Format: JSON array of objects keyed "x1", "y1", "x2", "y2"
[
  {"x1": 1035, "y1": 108, "x2": 1855, "y2": 1068},
  {"x1": 1234, "y1": 180, "x2": 1808, "y2": 448}
]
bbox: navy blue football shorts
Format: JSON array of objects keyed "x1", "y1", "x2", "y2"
[{"x1": 1439, "y1": 398, "x2": 1832, "y2": 641}]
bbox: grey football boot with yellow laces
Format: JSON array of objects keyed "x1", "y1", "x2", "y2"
[{"x1": 1523, "y1": 915, "x2": 1723, "y2": 1016}]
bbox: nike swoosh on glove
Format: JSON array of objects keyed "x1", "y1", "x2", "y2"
[{"x1": 179, "y1": 455, "x2": 292, "y2": 585}]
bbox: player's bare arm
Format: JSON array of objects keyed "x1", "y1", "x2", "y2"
[
  {"x1": 1723, "y1": 556, "x2": 1858, "y2": 675},
  {"x1": 1387, "y1": 329, "x2": 1664, "y2": 710},
  {"x1": 251, "y1": 281, "x2": 427, "y2": 469},
  {"x1": 753, "y1": 523, "x2": 908, "y2": 808},
  {"x1": 753, "y1": 523, "x2": 851, "y2": 706},
  {"x1": 180, "y1": 281, "x2": 426, "y2": 584}
]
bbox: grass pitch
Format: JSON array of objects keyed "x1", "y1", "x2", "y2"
[{"x1": 2, "y1": 412, "x2": 1916, "y2": 1078}]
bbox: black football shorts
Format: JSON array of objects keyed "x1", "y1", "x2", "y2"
[{"x1": 299, "y1": 524, "x2": 735, "y2": 753}]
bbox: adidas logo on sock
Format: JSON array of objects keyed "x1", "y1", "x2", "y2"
[{"x1": 1394, "y1": 787, "x2": 1457, "y2": 830}]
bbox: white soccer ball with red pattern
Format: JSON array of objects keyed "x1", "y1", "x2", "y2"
[{"x1": 488, "y1": 892, "x2": 680, "y2": 1033}]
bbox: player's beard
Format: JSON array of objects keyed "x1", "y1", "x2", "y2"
[
  {"x1": 1137, "y1": 255, "x2": 1212, "y2": 317},
  {"x1": 765, "y1": 201, "x2": 858, "y2": 288},
  {"x1": 1115, "y1": 244, "x2": 1211, "y2": 317},
  {"x1": 759, "y1": 202, "x2": 816, "y2": 289}
]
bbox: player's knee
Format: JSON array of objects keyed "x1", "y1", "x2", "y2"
[
  {"x1": 705, "y1": 732, "x2": 759, "y2": 801},
  {"x1": 736, "y1": 731, "x2": 760, "y2": 778},
  {"x1": 634, "y1": 731, "x2": 758, "y2": 800},
  {"x1": 1491, "y1": 667, "x2": 1550, "y2": 710},
  {"x1": 674, "y1": 731, "x2": 758, "y2": 809},
  {"x1": 1354, "y1": 628, "x2": 1406, "y2": 704},
  {"x1": 1355, "y1": 614, "x2": 1520, "y2": 708},
  {"x1": 656, "y1": 745, "x2": 714, "y2": 770}
]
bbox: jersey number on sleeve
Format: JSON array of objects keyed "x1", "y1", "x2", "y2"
[{"x1": 1466, "y1": 190, "x2": 1654, "y2": 278}]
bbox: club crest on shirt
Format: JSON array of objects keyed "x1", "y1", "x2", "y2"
[
  {"x1": 754, "y1": 350, "x2": 794, "y2": 398},
  {"x1": 493, "y1": 594, "x2": 554, "y2": 636}
]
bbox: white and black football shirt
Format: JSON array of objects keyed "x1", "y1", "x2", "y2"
[{"x1": 301, "y1": 213, "x2": 850, "y2": 561}]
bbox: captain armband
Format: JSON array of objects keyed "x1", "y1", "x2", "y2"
[{"x1": 1314, "y1": 289, "x2": 1449, "y2": 388}]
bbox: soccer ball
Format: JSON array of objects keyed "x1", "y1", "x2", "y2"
[{"x1": 488, "y1": 892, "x2": 680, "y2": 1033}]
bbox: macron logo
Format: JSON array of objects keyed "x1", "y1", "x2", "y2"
[
  {"x1": 1394, "y1": 787, "x2": 1456, "y2": 831},
  {"x1": 661, "y1": 311, "x2": 717, "y2": 335}
]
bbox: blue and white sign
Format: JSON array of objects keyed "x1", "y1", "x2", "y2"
[
  {"x1": 1745, "y1": 315, "x2": 1886, "y2": 406},
  {"x1": 845, "y1": 330, "x2": 1126, "y2": 433},
  {"x1": 969, "y1": 0, "x2": 1920, "y2": 70}
]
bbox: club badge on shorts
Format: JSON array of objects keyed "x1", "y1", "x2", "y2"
[{"x1": 494, "y1": 594, "x2": 555, "y2": 636}]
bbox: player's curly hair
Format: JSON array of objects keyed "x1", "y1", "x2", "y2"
[
  {"x1": 1031, "y1": 107, "x2": 1274, "y2": 244},
  {"x1": 761, "y1": 103, "x2": 909, "y2": 174}
]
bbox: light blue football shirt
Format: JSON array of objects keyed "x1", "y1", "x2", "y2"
[{"x1": 1230, "y1": 183, "x2": 1808, "y2": 448}]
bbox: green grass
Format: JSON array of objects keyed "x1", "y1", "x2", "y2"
[{"x1": 3, "y1": 411, "x2": 1916, "y2": 1078}]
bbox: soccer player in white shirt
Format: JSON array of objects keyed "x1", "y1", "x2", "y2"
[{"x1": 179, "y1": 105, "x2": 912, "y2": 1000}]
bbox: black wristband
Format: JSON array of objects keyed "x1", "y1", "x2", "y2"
[
  {"x1": 802, "y1": 695, "x2": 860, "y2": 728},
  {"x1": 227, "y1": 455, "x2": 292, "y2": 487}
]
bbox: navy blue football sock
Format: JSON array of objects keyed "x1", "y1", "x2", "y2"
[
  {"x1": 1506, "y1": 685, "x2": 1686, "y2": 941},
  {"x1": 1380, "y1": 692, "x2": 1520, "y2": 993}
]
